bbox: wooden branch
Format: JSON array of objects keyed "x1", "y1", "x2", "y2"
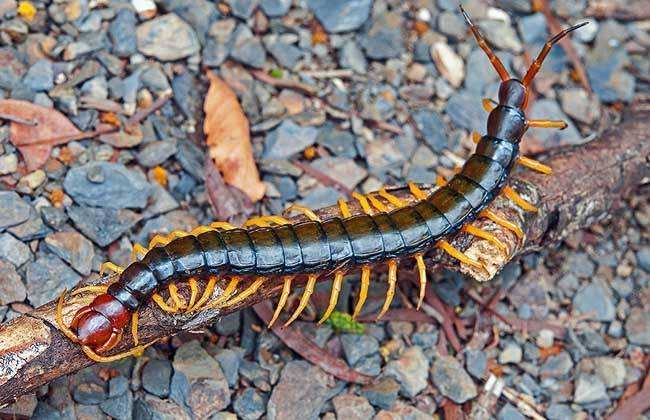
[{"x1": 0, "y1": 109, "x2": 648, "y2": 406}]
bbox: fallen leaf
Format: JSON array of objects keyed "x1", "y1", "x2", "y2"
[
  {"x1": 204, "y1": 156, "x2": 255, "y2": 223},
  {"x1": 203, "y1": 72, "x2": 265, "y2": 202},
  {"x1": 0, "y1": 100, "x2": 81, "y2": 170}
]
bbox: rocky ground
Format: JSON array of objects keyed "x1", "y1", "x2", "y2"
[{"x1": 0, "y1": 0, "x2": 648, "y2": 419}]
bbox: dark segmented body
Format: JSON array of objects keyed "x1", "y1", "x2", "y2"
[{"x1": 108, "y1": 101, "x2": 527, "y2": 312}]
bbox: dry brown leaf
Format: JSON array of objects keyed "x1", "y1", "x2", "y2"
[
  {"x1": 203, "y1": 72, "x2": 265, "y2": 202},
  {"x1": 0, "y1": 99, "x2": 81, "y2": 170}
]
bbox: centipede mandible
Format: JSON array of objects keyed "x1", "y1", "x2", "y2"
[{"x1": 55, "y1": 7, "x2": 589, "y2": 363}]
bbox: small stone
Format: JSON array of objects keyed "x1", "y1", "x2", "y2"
[
  {"x1": 63, "y1": 162, "x2": 152, "y2": 209},
  {"x1": 233, "y1": 388, "x2": 266, "y2": 420},
  {"x1": 536, "y1": 329, "x2": 555, "y2": 349},
  {"x1": 73, "y1": 383, "x2": 106, "y2": 405},
  {"x1": 135, "y1": 395, "x2": 189, "y2": 420},
  {"x1": 19, "y1": 170, "x2": 46, "y2": 190},
  {"x1": 0, "y1": 191, "x2": 30, "y2": 230},
  {"x1": 0, "y1": 260, "x2": 26, "y2": 304},
  {"x1": 0, "y1": 233, "x2": 31, "y2": 267},
  {"x1": 430, "y1": 355, "x2": 478, "y2": 403},
  {"x1": 478, "y1": 20, "x2": 522, "y2": 53},
  {"x1": 263, "y1": 120, "x2": 318, "y2": 159},
  {"x1": 445, "y1": 91, "x2": 485, "y2": 133},
  {"x1": 383, "y1": 346, "x2": 429, "y2": 398},
  {"x1": 109, "y1": 8, "x2": 137, "y2": 57},
  {"x1": 265, "y1": 37, "x2": 303, "y2": 70},
  {"x1": 44, "y1": 231, "x2": 94, "y2": 275},
  {"x1": 340, "y1": 41, "x2": 367, "y2": 73},
  {"x1": 99, "y1": 390, "x2": 133, "y2": 420},
  {"x1": 625, "y1": 308, "x2": 650, "y2": 346},
  {"x1": 499, "y1": 342, "x2": 523, "y2": 365},
  {"x1": 593, "y1": 357, "x2": 626, "y2": 388},
  {"x1": 26, "y1": 255, "x2": 81, "y2": 307},
  {"x1": 528, "y1": 99, "x2": 582, "y2": 146},
  {"x1": 80, "y1": 76, "x2": 108, "y2": 100},
  {"x1": 546, "y1": 404, "x2": 575, "y2": 420},
  {"x1": 497, "y1": 403, "x2": 526, "y2": 420},
  {"x1": 311, "y1": 157, "x2": 367, "y2": 190},
  {"x1": 406, "y1": 63, "x2": 427, "y2": 83},
  {"x1": 559, "y1": 89, "x2": 600, "y2": 125},
  {"x1": 172, "y1": 341, "x2": 231, "y2": 418},
  {"x1": 637, "y1": 247, "x2": 650, "y2": 272},
  {"x1": 260, "y1": 0, "x2": 291, "y2": 17},
  {"x1": 267, "y1": 361, "x2": 333, "y2": 420},
  {"x1": 142, "y1": 359, "x2": 172, "y2": 398},
  {"x1": 361, "y1": 27, "x2": 404, "y2": 60},
  {"x1": 137, "y1": 14, "x2": 200, "y2": 61},
  {"x1": 22, "y1": 59, "x2": 53, "y2": 92},
  {"x1": 67, "y1": 206, "x2": 141, "y2": 247},
  {"x1": 136, "y1": 139, "x2": 178, "y2": 168},
  {"x1": 8, "y1": 207, "x2": 49, "y2": 242},
  {"x1": 215, "y1": 348, "x2": 242, "y2": 387},
  {"x1": 431, "y1": 42, "x2": 464, "y2": 88},
  {"x1": 360, "y1": 377, "x2": 400, "y2": 410},
  {"x1": 307, "y1": 0, "x2": 372, "y2": 33},
  {"x1": 465, "y1": 349, "x2": 487, "y2": 380},
  {"x1": 412, "y1": 109, "x2": 448, "y2": 152},
  {"x1": 574, "y1": 374, "x2": 608, "y2": 405},
  {"x1": 438, "y1": 11, "x2": 466, "y2": 40},
  {"x1": 340, "y1": 334, "x2": 379, "y2": 366},
  {"x1": 540, "y1": 351, "x2": 573, "y2": 378},
  {"x1": 572, "y1": 283, "x2": 615, "y2": 322},
  {"x1": 230, "y1": 0, "x2": 259, "y2": 19},
  {"x1": 317, "y1": 126, "x2": 357, "y2": 158},
  {"x1": 230, "y1": 25, "x2": 266, "y2": 69},
  {"x1": 333, "y1": 394, "x2": 375, "y2": 420},
  {"x1": 0, "y1": 153, "x2": 18, "y2": 175}
]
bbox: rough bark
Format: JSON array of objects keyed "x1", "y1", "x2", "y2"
[{"x1": 0, "y1": 109, "x2": 648, "y2": 406}]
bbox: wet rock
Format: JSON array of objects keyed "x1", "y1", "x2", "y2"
[
  {"x1": 263, "y1": 120, "x2": 318, "y2": 159},
  {"x1": 572, "y1": 283, "x2": 615, "y2": 322},
  {"x1": 44, "y1": 231, "x2": 94, "y2": 276},
  {"x1": 142, "y1": 359, "x2": 172, "y2": 398},
  {"x1": 333, "y1": 394, "x2": 375, "y2": 420},
  {"x1": 137, "y1": 139, "x2": 178, "y2": 168},
  {"x1": 0, "y1": 191, "x2": 30, "y2": 230},
  {"x1": 593, "y1": 357, "x2": 626, "y2": 388},
  {"x1": 430, "y1": 355, "x2": 478, "y2": 403},
  {"x1": 172, "y1": 341, "x2": 231, "y2": 418},
  {"x1": 23, "y1": 59, "x2": 53, "y2": 92},
  {"x1": 109, "y1": 8, "x2": 137, "y2": 57},
  {"x1": 431, "y1": 42, "x2": 464, "y2": 88},
  {"x1": 267, "y1": 361, "x2": 333, "y2": 420},
  {"x1": 307, "y1": 0, "x2": 372, "y2": 33},
  {"x1": 412, "y1": 109, "x2": 448, "y2": 152},
  {"x1": 137, "y1": 14, "x2": 200, "y2": 61},
  {"x1": 574, "y1": 374, "x2": 608, "y2": 405},
  {"x1": 311, "y1": 157, "x2": 367, "y2": 190},
  {"x1": 540, "y1": 351, "x2": 573, "y2": 378},
  {"x1": 360, "y1": 377, "x2": 400, "y2": 410},
  {"x1": 230, "y1": 25, "x2": 266, "y2": 69},
  {"x1": 340, "y1": 41, "x2": 367, "y2": 73},
  {"x1": 233, "y1": 388, "x2": 266, "y2": 420},
  {"x1": 625, "y1": 308, "x2": 650, "y2": 346},
  {"x1": 383, "y1": 346, "x2": 429, "y2": 398},
  {"x1": 63, "y1": 162, "x2": 152, "y2": 209},
  {"x1": 26, "y1": 255, "x2": 82, "y2": 307},
  {"x1": 0, "y1": 260, "x2": 26, "y2": 304},
  {"x1": 260, "y1": 0, "x2": 291, "y2": 17},
  {"x1": 0, "y1": 233, "x2": 31, "y2": 267},
  {"x1": 67, "y1": 206, "x2": 141, "y2": 247}
]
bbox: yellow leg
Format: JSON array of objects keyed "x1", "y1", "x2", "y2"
[
  {"x1": 414, "y1": 254, "x2": 427, "y2": 310},
  {"x1": 71, "y1": 285, "x2": 109, "y2": 296},
  {"x1": 56, "y1": 289, "x2": 82, "y2": 343},
  {"x1": 352, "y1": 192, "x2": 373, "y2": 215},
  {"x1": 149, "y1": 230, "x2": 189, "y2": 248},
  {"x1": 480, "y1": 209, "x2": 525, "y2": 240},
  {"x1": 472, "y1": 131, "x2": 481, "y2": 144},
  {"x1": 284, "y1": 204, "x2": 321, "y2": 222},
  {"x1": 438, "y1": 240, "x2": 486, "y2": 271},
  {"x1": 168, "y1": 283, "x2": 186, "y2": 310},
  {"x1": 378, "y1": 187, "x2": 407, "y2": 208},
  {"x1": 131, "y1": 312, "x2": 139, "y2": 346},
  {"x1": 338, "y1": 199, "x2": 352, "y2": 218},
  {"x1": 377, "y1": 260, "x2": 397, "y2": 320},
  {"x1": 436, "y1": 175, "x2": 447, "y2": 187},
  {"x1": 269, "y1": 276, "x2": 293, "y2": 328},
  {"x1": 224, "y1": 276, "x2": 267, "y2": 307},
  {"x1": 366, "y1": 193, "x2": 389, "y2": 212},
  {"x1": 132, "y1": 243, "x2": 149, "y2": 261},
  {"x1": 318, "y1": 271, "x2": 345, "y2": 324},
  {"x1": 283, "y1": 274, "x2": 317, "y2": 327},
  {"x1": 80, "y1": 340, "x2": 155, "y2": 363},
  {"x1": 527, "y1": 119, "x2": 567, "y2": 129},
  {"x1": 152, "y1": 293, "x2": 178, "y2": 313},
  {"x1": 408, "y1": 182, "x2": 428, "y2": 200},
  {"x1": 207, "y1": 276, "x2": 240, "y2": 309},
  {"x1": 462, "y1": 225, "x2": 509, "y2": 254},
  {"x1": 210, "y1": 221, "x2": 237, "y2": 230},
  {"x1": 190, "y1": 225, "x2": 215, "y2": 236},
  {"x1": 189, "y1": 276, "x2": 218, "y2": 312},
  {"x1": 502, "y1": 186, "x2": 538, "y2": 212},
  {"x1": 352, "y1": 266, "x2": 371, "y2": 319},
  {"x1": 187, "y1": 278, "x2": 199, "y2": 311},
  {"x1": 482, "y1": 98, "x2": 496, "y2": 112},
  {"x1": 99, "y1": 262, "x2": 124, "y2": 277},
  {"x1": 244, "y1": 215, "x2": 290, "y2": 228},
  {"x1": 517, "y1": 156, "x2": 553, "y2": 175}
]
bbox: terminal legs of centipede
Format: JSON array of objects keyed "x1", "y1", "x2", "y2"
[{"x1": 55, "y1": 7, "x2": 588, "y2": 362}]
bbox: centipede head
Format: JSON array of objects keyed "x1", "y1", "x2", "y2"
[{"x1": 70, "y1": 294, "x2": 131, "y2": 353}]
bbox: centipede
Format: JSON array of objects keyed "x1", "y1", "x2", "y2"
[{"x1": 55, "y1": 7, "x2": 588, "y2": 362}]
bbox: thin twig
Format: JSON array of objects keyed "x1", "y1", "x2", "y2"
[
  {"x1": 300, "y1": 69, "x2": 355, "y2": 79},
  {"x1": 290, "y1": 159, "x2": 354, "y2": 197},
  {"x1": 0, "y1": 113, "x2": 38, "y2": 126},
  {"x1": 249, "y1": 69, "x2": 320, "y2": 96}
]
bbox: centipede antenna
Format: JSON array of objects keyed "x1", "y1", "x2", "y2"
[
  {"x1": 460, "y1": 5, "x2": 510, "y2": 81},
  {"x1": 522, "y1": 21, "x2": 589, "y2": 87}
]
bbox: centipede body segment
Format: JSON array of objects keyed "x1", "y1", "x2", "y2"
[{"x1": 56, "y1": 7, "x2": 588, "y2": 362}]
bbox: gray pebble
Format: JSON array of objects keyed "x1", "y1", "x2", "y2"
[
  {"x1": 44, "y1": 231, "x2": 95, "y2": 276},
  {"x1": 137, "y1": 14, "x2": 200, "y2": 61},
  {"x1": 360, "y1": 377, "x2": 400, "y2": 410},
  {"x1": 230, "y1": 25, "x2": 267, "y2": 69},
  {"x1": 340, "y1": 334, "x2": 379, "y2": 366},
  {"x1": 26, "y1": 255, "x2": 82, "y2": 307},
  {"x1": 573, "y1": 374, "x2": 608, "y2": 405},
  {"x1": 67, "y1": 206, "x2": 142, "y2": 247},
  {"x1": 22, "y1": 59, "x2": 54, "y2": 92},
  {"x1": 137, "y1": 139, "x2": 178, "y2": 168},
  {"x1": 412, "y1": 109, "x2": 448, "y2": 152},
  {"x1": 0, "y1": 260, "x2": 26, "y2": 305},
  {"x1": 572, "y1": 283, "x2": 615, "y2": 322},
  {"x1": 0, "y1": 233, "x2": 31, "y2": 267},
  {"x1": 0, "y1": 191, "x2": 30, "y2": 230},
  {"x1": 234, "y1": 388, "x2": 266, "y2": 420},
  {"x1": 142, "y1": 359, "x2": 172, "y2": 398},
  {"x1": 264, "y1": 120, "x2": 318, "y2": 159},
  {"x1": 260, "y1": 0, "x2": 291, "y2": 17},
  {"x1": 383, "y1": 346, "x2": 429, "y2": 398},
  {"x1": 625, "y1": 308, "x2": 650, "y2": 346},
  {"x1": 109, "y1": 9, "x2": 137, "y2": 57},
  {"x1": 307, "y1": 0, "x2": 372, "y2": 33},
  {"x1": 430, "y1": 355, "x2": 478, "y2": 403}
]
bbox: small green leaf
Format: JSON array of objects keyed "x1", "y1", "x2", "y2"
[
  {"x1": 270, "y1": 69, "x2": 283, "y2": 79},
  {"x1": 325, "y1": 311, "x2": 365, "y2": 334}
]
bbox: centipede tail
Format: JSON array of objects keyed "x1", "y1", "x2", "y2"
[{"x1": 56, "y1": 7, "x2": 588, "y2": 361}]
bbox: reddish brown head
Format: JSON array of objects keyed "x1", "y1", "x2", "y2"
[{"x1": 70, "y1": 294, "x2": 131, "y2": 353}]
